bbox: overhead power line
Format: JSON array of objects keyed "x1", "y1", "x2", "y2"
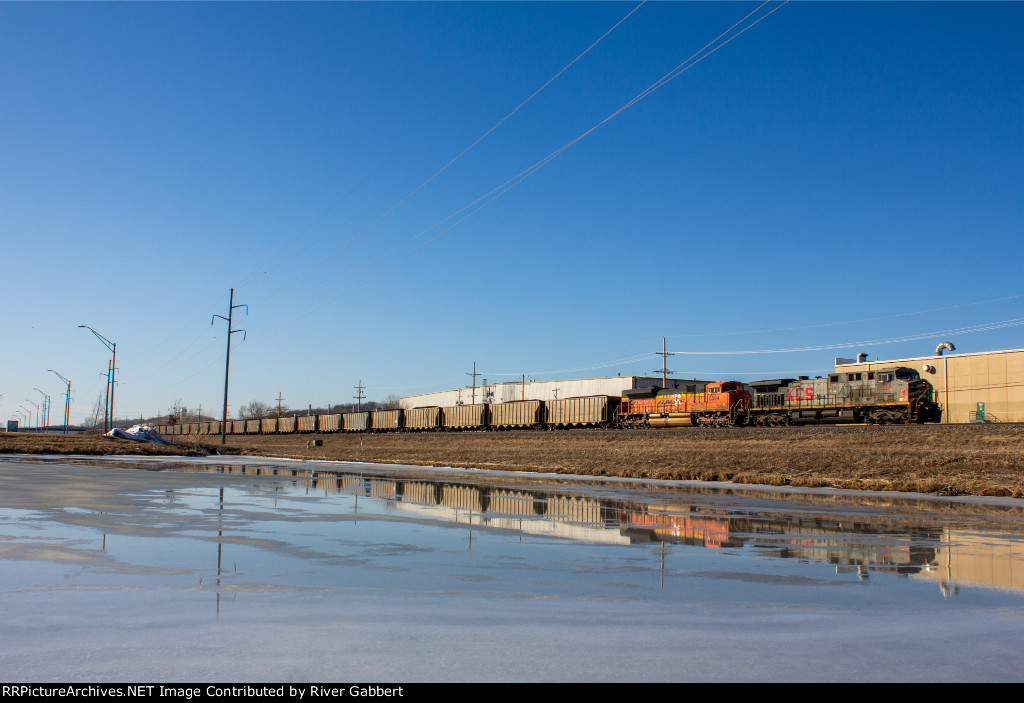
[
  {"x1": 667, "y1": 317, "x2": 1024, "y2": 355},
  {"x1": 258, "y1": 1, "x2": 649, "y2": 307},
  {"x1": 264, "y1": 2, "x2": 790, "y2": 333}
]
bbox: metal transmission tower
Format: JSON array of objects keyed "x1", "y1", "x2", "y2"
[
  {"x1": 353, "y1": 381, "x2": 365, "y2": 412},
  {"x1": 212, "y1": 288, "x2": 247, "y2": 445},
  {"x1": 653, "y1": 337, "x2": 675, "y2": 387},
  {"x1": 78, "y1": 325, "x2": 116, "y2": 432}
]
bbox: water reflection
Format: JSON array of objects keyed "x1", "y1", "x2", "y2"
[{"x1": 161, "y1": 460, "x2": 1024, "y2": 598}]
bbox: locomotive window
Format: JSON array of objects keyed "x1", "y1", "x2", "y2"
[
  {"x1": 850, "y1": 373, "x2": 862, "y2": 381},
  {"x1": 867, "y1": 372, "x2": 875, "y2": 380},
  {"x1": 879, "y1": 373, "x2": 894, "y2": 383},
  {"x1": 829, "y1": 375, "x2": 839, "y2": 382},
  {"x1": 895, "y1": 369, "x2": 920, "y2": 381}
]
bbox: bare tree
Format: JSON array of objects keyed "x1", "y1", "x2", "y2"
[
  {"x1": 379, "y1": 394, "x2": 402, "y2": 410},
  {"x1": 239, "y1": 400, "x2": 272, "y2": 420},
  {"x1": 87, "y1": 393, "x2": 105, "y2": 431}
]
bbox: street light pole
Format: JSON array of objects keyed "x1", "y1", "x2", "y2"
[
  {"x1": 34, "y1": 389, "x2": 50, "y2": 432},
  {"x1": 49, "y1": 370, "x2": 71, "y2": 435},
  {"x1": 78, "y1": 325, "x2": 116, "y2": 432},
  {"x1": 26, "y1": 400, "x2": 40, "y2": 432}
]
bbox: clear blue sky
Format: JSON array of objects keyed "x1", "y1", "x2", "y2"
[{"x1": 2, "y1": 2, "x2": 1022, "y2": 425}]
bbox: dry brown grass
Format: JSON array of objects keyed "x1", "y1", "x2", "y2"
[{"x1": 3, "y1": 423, "x2": 1023, "y2": 497}]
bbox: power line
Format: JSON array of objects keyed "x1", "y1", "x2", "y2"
[
  {"x1": 256, "y1": 2, "x2": 649, "y2": 308},
  {"x1": 666, "y1": 317, "x2": 1024, "y2": 355}
]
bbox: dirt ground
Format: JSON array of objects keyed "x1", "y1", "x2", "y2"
[{"x1": 3, "y1": 423, "x2": 1023, "y2": 498}]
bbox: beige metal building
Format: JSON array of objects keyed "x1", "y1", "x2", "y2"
[
  {"x1": 400, "y1": 375, "x2": 697, "y2": 411},
  {"x1": 835, "y1": 347, "x2": 1024, "y2": 423}
]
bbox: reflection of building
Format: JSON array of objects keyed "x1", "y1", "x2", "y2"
[
  {"x1": 914, "y1": 530, "x2": 1024, "y2": 595},
  {"x1": 836, "y1": 348, "x2": 1024, "y2": 423}
]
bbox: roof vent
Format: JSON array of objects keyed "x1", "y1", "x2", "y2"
[
  {"x1": 935, "y1": 341, "x2": 955, "y2": 357},
  {"x1": 857, "y1": 353, "x2": 868, "y2": 363}
]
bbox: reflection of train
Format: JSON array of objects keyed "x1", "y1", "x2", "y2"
[
  {"x1": 185, "y1": 463, "x2": 942, "y2": 575},
  {"x1": 157, "y1": 365, "x2": 939, "y2": 436}
]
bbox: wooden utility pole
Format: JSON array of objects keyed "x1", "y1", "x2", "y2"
[
  {"x1": 212, "y1": 288, "x2": 247, "y2": 444},
  {"x1": 654, "y1": 336, "x2": 675, "y2": 387},
  {"x1": 354, "y1": 380, "x2": 365, "y2": 412},
  {"x1": 467, "y1": 362, "x2": 479, "y2": 404}
]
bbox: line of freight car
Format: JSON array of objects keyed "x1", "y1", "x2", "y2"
[
  {"x1": 157, "y1": 395, "x2": 620, "y2": 436},
  {"x1": 156, "y1": 365, "x2": 941, "y2": 437}
]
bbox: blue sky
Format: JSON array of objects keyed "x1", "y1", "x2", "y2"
[{"x1": 2, "y1": 2, "x2": 1022, "y2": 425}]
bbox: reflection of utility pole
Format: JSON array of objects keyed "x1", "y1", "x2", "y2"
[
  {"x1": 354, "y1": 380, "x2": 365, "y2": 412},
  {"x1": 212, "y1": 288, "x2": 247, "y2": 445},
  {"x1": 653, "y1": 336, "x2": 675, "y2": 387},
  {"x1": 467, "y1": 362, "x2": 479, "y2": 404},
  {"x1": 552, "y1": 388, "x2": 560, "y2": 400}
]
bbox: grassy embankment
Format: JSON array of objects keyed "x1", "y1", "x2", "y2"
[{"x1": 2, "y1": 423, "x2": 1023, "y2": 498}]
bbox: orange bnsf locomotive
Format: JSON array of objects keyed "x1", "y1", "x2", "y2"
[{"x1": 618, "y1": 381, "x2": 751, "y2": 428}]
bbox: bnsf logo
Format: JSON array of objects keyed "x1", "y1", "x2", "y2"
[{"x1": 786, "y1": 388, "x2": 815, "y2": 402}]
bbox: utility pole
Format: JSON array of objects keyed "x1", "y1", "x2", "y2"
[
  {"x1": 467, "y1": 362, "x2": 479, "y2": 404},
  {"x1": 276, "y1": 392, "x2": 285, "y2": 418},
  {"x1": 102, "y1": 360, "x2": 112, "y2": 431},
  {"x1": 354, "y1": 381, "x2": 365, "y2": 412},
  {"x1": 79, "y1": 325, "x2": 116, "y2": 432},
  {"x1": 653, "y1": 337, "x2": 675, "y2": 387},
  {"x1": 212, "y1": 288, "x2": 247, "y2": 445}
]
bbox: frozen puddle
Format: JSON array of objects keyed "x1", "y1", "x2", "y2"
[{"x1": 2, "y1": 454, "x2": 1023, "y2": 682}]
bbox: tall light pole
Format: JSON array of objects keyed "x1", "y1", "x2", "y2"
[
  {"x1": 25, "y1": 400, "x2": 40, "y2": 432},
  {"x1": 49, "y1": 370, "x2": 71, "y2": 435},
  {"x1": 79, "y1": 325, "x2": 116, "y2": 432},
  {"x1": 34, "y1": 388, "x2": 50, "y2": 432}
]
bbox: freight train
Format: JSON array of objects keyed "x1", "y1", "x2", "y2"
[{"x1": 156, "y1": 365, "x2": 941, "y2": 437}]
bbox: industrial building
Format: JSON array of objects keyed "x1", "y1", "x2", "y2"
[
  {"x1": 836, "y1": 347, "x2": 1024, "y2": 423},
  {"x1": 399, "y1": 375, "x2": 697, "y2": 411}
]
